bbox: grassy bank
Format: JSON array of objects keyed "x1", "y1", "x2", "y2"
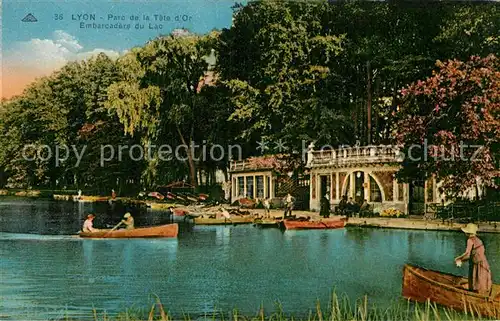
[{"x1": 51, "y1": 293, "x2": 494, "y2": 321}]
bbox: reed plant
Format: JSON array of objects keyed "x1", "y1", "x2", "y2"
[{"x1": 58, "y1": 291, "x2": 494, "y2": 321}]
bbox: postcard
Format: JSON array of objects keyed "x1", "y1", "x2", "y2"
[{"x1": 1, "y1": 0, "x2": 499, "y2": 320}]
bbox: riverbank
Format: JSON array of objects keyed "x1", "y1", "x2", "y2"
[
  {"x1": 345, "y1": 217, "x2": 500, "y2": 233},
  {"x1": 2, "y1": 192, "x2": 500, "y2": 233},
  {"x1": 245, "y1": 209, "x2": 500, "y2": 233}
]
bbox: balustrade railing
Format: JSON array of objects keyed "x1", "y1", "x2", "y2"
[{"x1": 309, "y1": 145, "x2": 402, "y2": 167}]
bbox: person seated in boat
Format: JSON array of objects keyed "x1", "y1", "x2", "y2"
[
  {"x1": 454, "y1": 223, "x2": 492, "y2": 295},
  {"x1": 121, "y1": 213, "x2": 135, "y2": 230},
  {"x1": 82, "y1": 214, "x2": 99, "y2": 233}
]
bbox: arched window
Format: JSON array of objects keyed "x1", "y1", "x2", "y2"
[{"x1": 370, "y1": 175, "x2": 382, "y2": 202}]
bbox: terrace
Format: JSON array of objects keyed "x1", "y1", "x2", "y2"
[
  {"x1": 308, "y1": 145, "x2": 403, "y2": 168},
  {"x1": 229, "y1": 155, "x2": 284, "y2": 172}
]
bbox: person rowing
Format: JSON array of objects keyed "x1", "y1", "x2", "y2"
[{"x1": 121, "y1": 212, "x2": 135, "y2": 230}]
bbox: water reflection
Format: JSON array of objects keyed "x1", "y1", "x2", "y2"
[
  {"x1": 1, "y1": 198, "x2": 499, "y2": 320},
  {"x1": 83, "y1": 240, "x2": 94, "y2": 270},
  {"x1": 0, "y1": 197, "x2": 174, "y2": 235},
  {"x1": 215, "y1": 226, "x2": 231, "y2": 246}
]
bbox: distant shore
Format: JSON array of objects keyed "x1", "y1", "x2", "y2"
[
  {"x1": 2, "y1": 190, "x2": 499, "y2": 234},
  {"x1": 247, "y1": 209, "x2": 500, "y2": 234},
  {"x1": 344, "y1": 217, "x2": 500, "y2": 234}
]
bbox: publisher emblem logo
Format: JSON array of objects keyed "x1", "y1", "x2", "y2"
[{"x1": 21, "y1": 13, "x2": 38, "y2": 22}]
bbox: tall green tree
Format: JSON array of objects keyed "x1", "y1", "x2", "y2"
[
  {"x1": 106, "y1": 33, "x2": 217, "y2": 187},
  {"x1": 217, "y1": 0, "x2": 347, "y2": 152}
]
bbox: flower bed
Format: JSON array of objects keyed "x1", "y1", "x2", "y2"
[{"x1": 379, "y1": 208, "x2": 406, "y2": 218}]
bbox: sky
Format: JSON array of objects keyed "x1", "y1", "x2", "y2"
[{"x1": 1, "y1": 0, "x2": 242, "y2": 98}]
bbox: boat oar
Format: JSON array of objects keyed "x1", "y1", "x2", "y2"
[{"x1": 103, "y1": 221, "x2": 123, "y2": 237}]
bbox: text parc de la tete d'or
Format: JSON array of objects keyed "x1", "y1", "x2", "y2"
[{"x1": 67, "y1": 13, "x2": 192, "y2": 30}]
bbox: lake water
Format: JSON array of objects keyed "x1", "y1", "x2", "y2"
[{"x1": 1, "y1": 198, "x2": 499, "y2": 320}]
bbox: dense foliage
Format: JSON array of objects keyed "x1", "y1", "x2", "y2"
[
  {"x1": 395, "y1": 55, "x2": 499, "y2": 198},
  {"x1": 0, "y1": 1, "x2": 498, "y2": 195}
]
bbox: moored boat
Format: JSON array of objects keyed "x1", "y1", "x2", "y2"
[
  {"x1": 402, "y1": 264, "x2": 500, "y2": 318},
  {"x1": 282, "y1": 218, "x2": 346, "y2": 230},
  {"x1": 194, "y1": 216, "x2": 254, "y2": 225},
  {"x1": 77, "y1": 196, "x2": 109, "y2": 202},
  {"x1": 254, "y1": 218, "x2": 280, "y2": 228},
  {"x1": 78, "y1": 223, "x2": 178, "y2": 238},
  {"x1": 53, "y1": 194, "x2": 76, "y2": 201},
  {"x1": 146, "y1": 202, "x2": 183, "y2": 210}
]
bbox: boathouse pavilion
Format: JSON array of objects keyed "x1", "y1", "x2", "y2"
[
  {"x1": 306, "y1": 144, "x2": 486, "y2": 214},
  {"x1": 229, "y1": 145, "x2": 483, "y2": 215},
  {"x1": 229, "y1": 156, "x2": 280, "y2": 203}
]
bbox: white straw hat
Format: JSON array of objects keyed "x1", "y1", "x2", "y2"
[{"x1": 461, "y1": 223, "x2": 478, "y2": 235}]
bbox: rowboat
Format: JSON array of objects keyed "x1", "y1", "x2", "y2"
[
  {"x1": 146, "y1": 202, "x2": 183, "y2": 210},
  {"x1": 53, "y1": 194, "x2": 75, "y2": 201},
  {"x1": 402, "y1": 264, "x2": 500, "y2": 318},
  {"x1": 77, "y1": 196, "x2": 109, "y2": 202},
  {"x1": 78, "y1": 223, "x2": 178, "y2": 238},
  {"x1": 173, "y1": 209, "x2": 189, "y2": 216},
  {"x1": 194, "y1": 216, "x2": 254, "y2": 225},
  {"x1": 282, "y1": 218, "x2": 346, "y2": 230},
  {"x1": 254, "y1": 218, "x2": 280, "y2": 228}
]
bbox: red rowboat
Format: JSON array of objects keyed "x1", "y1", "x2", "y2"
[
  {"x1": 402, "y1": 264, "x2": 500, "y2": 318},
  {"x1": 78, "y1": 223, "x2": 178, "y2": 238},
  {"x1": 173, "y1": 209, "x2": 188, "y2": 216},
  {"x1": 282, "y1": 218, "x2": 346, "y2": 230},
  {"x1": 148, "y1": 192, "x2": 165, "y2": 200}
]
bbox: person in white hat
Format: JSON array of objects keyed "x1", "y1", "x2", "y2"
[
  {"x1": 454, "y1": 223, "x2": 492, "y2": 295},
  {"x1": 121, "y1": 212, "x2": 135, "y2": 230}
]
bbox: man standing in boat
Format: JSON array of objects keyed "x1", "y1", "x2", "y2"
[
  {"x1": 121, "y1": 213, "x2": 135, "y2": 230},
  {"x1": 82, "y1": 214, "x2": 98, "y2": 233},
  {"x1": 454, "y1": 223, "x2": 492, "y2": 295}
]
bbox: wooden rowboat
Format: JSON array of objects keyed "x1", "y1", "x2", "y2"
[
  {"x1": 146, "y1": 202, "x2": 184, "y2": 210},
  {"x1": 194, "y1": 216, "x2": 254, "y2": 225},
  {"x1": 282, "y1": 218, "x2": 345, "y2": 230},
  {"x1": 402, "y1": 264, "x2": 500, "y2": 318},
  {"x1": 77, "y1": 196, "x2": 109, "y2": 202},
  {"x1": 78, "y1": 223, "x2": 178, "y2": 238},
  {"x1": 254, "y1": 218, "x2": 280, "y2": 228}
]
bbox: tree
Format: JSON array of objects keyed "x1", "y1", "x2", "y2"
[
  {"x1": 106, "y1": 33, "x2": 216, "y2": 187},
  {"x1": 435, "y1": 3, "x2": 499, "y2": 61},
  {"x1": 394, "y1": 55, "x2": 499, "y2": 199},
  {"x1": 217, "y1": 0, "x2": 346, "y2": 152}
]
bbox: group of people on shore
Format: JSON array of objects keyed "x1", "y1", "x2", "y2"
[
  {"x1": 336, "y1": 195, "x2": 370, "y2": 217},
  {"x1": 253, "y1": 193, "x2": 295, "y2": 219},
  {"x1": 320, "y1": 194, "x2": 370, "y2": 218},
  {"x1": 81, "y1": 212, "x2": 134, "y2": 233}
]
